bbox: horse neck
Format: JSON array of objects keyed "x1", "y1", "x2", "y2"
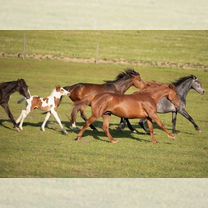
[
  {"x1": 112, "y1": 78, "x2": 134, "y2": 94},
  {"x1": 150, "y1": 87, "x2": 171, "y2": 102},
  {"x1": 49, "y1": 90, "x2": 62, "y2": 99},
  {"x1": 4, "y1": 81, "x2": 18, "y2": 95},
  {"x1": 176, "y1": 78, "x2": 192, "y2": 100}
]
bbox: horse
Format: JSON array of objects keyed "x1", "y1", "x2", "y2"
[
  {"x1": 0, "y1": 79, "x2": 30, "y2": 130},
  {"x1": 63, "y1": 69, "x2": 144, "y2": 130},
  {"x1": 76, "y1": 84, "x2": 180, "y2": 144},
  {"x1": 16, "y1": 86, "x2": 70, "y2": 134},
  {"x1": 120, "y1": 75, "x2": 205, "y2": 133}
]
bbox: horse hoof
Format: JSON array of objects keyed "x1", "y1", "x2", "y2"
[
  {"x1": 71, "y1": 123, "x2": 77, "y2": 128},
  {"x1": 111, "y1": 140, "x2": 118, "y2": 144},
  {"x1": 131, "y1": 130, "x2": 137, "y2": 134},
  {"x1": 62, "y1": 130, "x2": 68, "y2": 135},
  {"x1": 152, "y1": 140, "x2": 159, "y2": 144},
  {"x1": 168, "y1": 134, "x2": 175, "y2": 140},
  {"x1": 15, "y1": 127, "x2": 21, "y2": 132},
  {"x1": 75, "y1": 137, "x2": 81, "y2": 141}
]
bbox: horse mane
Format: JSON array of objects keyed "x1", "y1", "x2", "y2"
[
  {"x1": 104, "y1": 68, "x2": 140, "y2": 84},
  {"x1": 172, "y1": 75, "x2": 197, "y2": 86}
]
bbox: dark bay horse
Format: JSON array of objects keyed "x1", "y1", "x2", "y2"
[
  {"x1": 63, "y1": 69, "x2": 144, "y2": 130},
  {"x1": 76, "y1": 84, "x2": 180, "y2": 144},
  {"x1": 0, "y1": 79, "x2": 30, "y2": 130},
  {"x1": 120, "y1": 75, "x2": 205, "y2": 133}
]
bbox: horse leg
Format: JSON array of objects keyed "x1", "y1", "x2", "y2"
[
  {"x1": 80, "y1": 109, "x2": 98, "y2": 131},
  {"x1": 51, "y1": 109, "x2": 68, "y2": 135},
  {"x1": 178, "y1": 108, "x2": 201, "y2": 132},
  {"x1": 70, "y1": 106, "x2": 78, "y2": 128},
  {"x1": 118, "y1": 118, "x2": 126, "y2": 130},
  {"x1": 41, "y1": 111, "x2": 51, "y2": 132},
  {"x1": 76, "y1": 115, "x2": 98, "y2": 141},
  {"x1": 16, "y1": 110, "x2": 24, "y2": 130},
  {"x1": 146, "y1": 118, "x2": 158, "y2": 144},
  {"x1": 18, "y1": 108, "x2": 31, "y2": 130},
  {"x1": 172, "y1": 112, "x2": 177, "y2": 134},
  {"x1": 102, "y1": 115, "x2": 118, "y2": 144},
  {"x1": 150, "y1": 113, "x2": 175, "y2": 140},
  {"x1": 16, "y1": 110, "x2": 24, "y2": 125},
  {"x1": 139, "y1": 119, "x2": 149, "y2": 133},
  {"x1": 125, "y1": 118, "x2": 137, "y2": 133},
  {"x1": 1, "y1": 103, "x2": 18, "y2": 129}
]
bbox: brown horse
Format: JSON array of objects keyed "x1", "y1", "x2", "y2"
[
  {"x1": 63, "y1": 69, "x2": 145, "y2": 130},
  {"x1": 76, "y1": 84, "x2": 180, "y2": 144}
]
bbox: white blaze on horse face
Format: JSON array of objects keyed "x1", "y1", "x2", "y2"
[
  {"x1": 28, "y1": 89, "x2": 31, "y2": 97},
  {"x1": 60, "y1": 88, "x2": 70, "y2": 96}
]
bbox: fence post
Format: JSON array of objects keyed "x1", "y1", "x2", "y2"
[
  {"x1": 23, "y1": 33, "x2": 27, "y2": 60},
  {"x1": 95, "y1": 42, "x2": 99, "y2": 64}
]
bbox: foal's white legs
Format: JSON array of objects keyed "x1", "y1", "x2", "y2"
[
  {"x1": 41, "y1": 112, "x2": 51, "y2": 131},
  {"x1": 51, "y1": 109, "x2": 68, "y2": 134},
  {"x1": 16, "y1": 107, "x2": 31, "y2": 130}
]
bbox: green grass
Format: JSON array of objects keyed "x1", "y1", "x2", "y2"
[
  {"x1": 0, "y1": 58, "x2": 208, "y2": 177},
  {"x1": 0, "y1": 31, "x2": 208, "y2": 66}
]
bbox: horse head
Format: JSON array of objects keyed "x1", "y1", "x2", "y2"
[
  {"x1": 17, "y1": 79, "x2": 30, "y2": 99},
  {"x1": 127, "y1": 69, "x2": 145, "y2": 89},
  {"x1": 55, "y1": 85, "x2": 70, "y2": 96},
  {"x1": 191, "y1": 75, "x2": 205, "y2": 95}
]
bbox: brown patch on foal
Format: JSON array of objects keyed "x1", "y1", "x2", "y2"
[
  {"x1": 54, "y1": 97, "x2": 61, "y2": 109},
  {"x1": 31, "y1": 97, "x2": 51, "y2": 111}
]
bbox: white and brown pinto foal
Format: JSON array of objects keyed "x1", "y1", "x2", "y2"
[{"x1": 16, "y1": 86, "x2": 69, "y2": 134}]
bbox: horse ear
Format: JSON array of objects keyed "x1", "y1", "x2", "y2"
[{"x1": 56, "y1": 85, "x2": 61, "y2": 91}]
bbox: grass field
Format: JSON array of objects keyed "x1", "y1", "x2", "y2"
[{"x1": 0, "y1": 31, "x2": 208, "y2": 177}]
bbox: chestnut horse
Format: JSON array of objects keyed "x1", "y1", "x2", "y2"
[
  {"x1": 63, "y1": 69, "x2": 144, "y2": 130},
  {"x1": 76, "y1": 84, "x2": 180, "y2": 144}
]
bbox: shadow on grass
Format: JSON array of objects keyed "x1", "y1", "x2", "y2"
[{"x1": 68, "y1": 120, "x2": 152, "y2": 143}]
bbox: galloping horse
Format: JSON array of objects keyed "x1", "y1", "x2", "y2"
[
  {"x1": 0, "y1": 79, "x2": 30, "y2": 130},
  {"x1": 63, "y1": 69, "x2": 144, "y2": 130},
  {"x1": 16, "y1": 86, "x2": 69, "y2": 134},
  {"x1": 120, "y1": 75, "x2": 205, "y2": 133},
  {"x1": 76, "y1": 84, "x2": 180, "y2": 144}
]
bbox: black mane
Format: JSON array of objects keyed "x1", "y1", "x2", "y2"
[
  {"x1": 172, "y1": 75, "x2": 197, "y2": 86},
  {"x1": 104, "y1": 69, "x2": 140, "y2": 84}
]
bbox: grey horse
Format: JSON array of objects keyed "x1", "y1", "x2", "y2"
[{"x1": 119, "y1": 75, "x2": 205, "y2": 133}]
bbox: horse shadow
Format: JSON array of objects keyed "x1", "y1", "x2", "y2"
[
  {"x1": 127, "y1": 121, "x2": 195, "y2": 136},
  {"x1": 68, "y1": 120, "x2": 151, "y2": 143}
]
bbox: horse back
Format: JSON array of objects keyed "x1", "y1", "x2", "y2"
[{"x1": 68, "y1": 83, "x2": 115, "y2": 102}]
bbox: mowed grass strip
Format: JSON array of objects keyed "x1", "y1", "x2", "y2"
[{"x1": 0, "y1": 58, "x2": 208, "y2": 177}]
